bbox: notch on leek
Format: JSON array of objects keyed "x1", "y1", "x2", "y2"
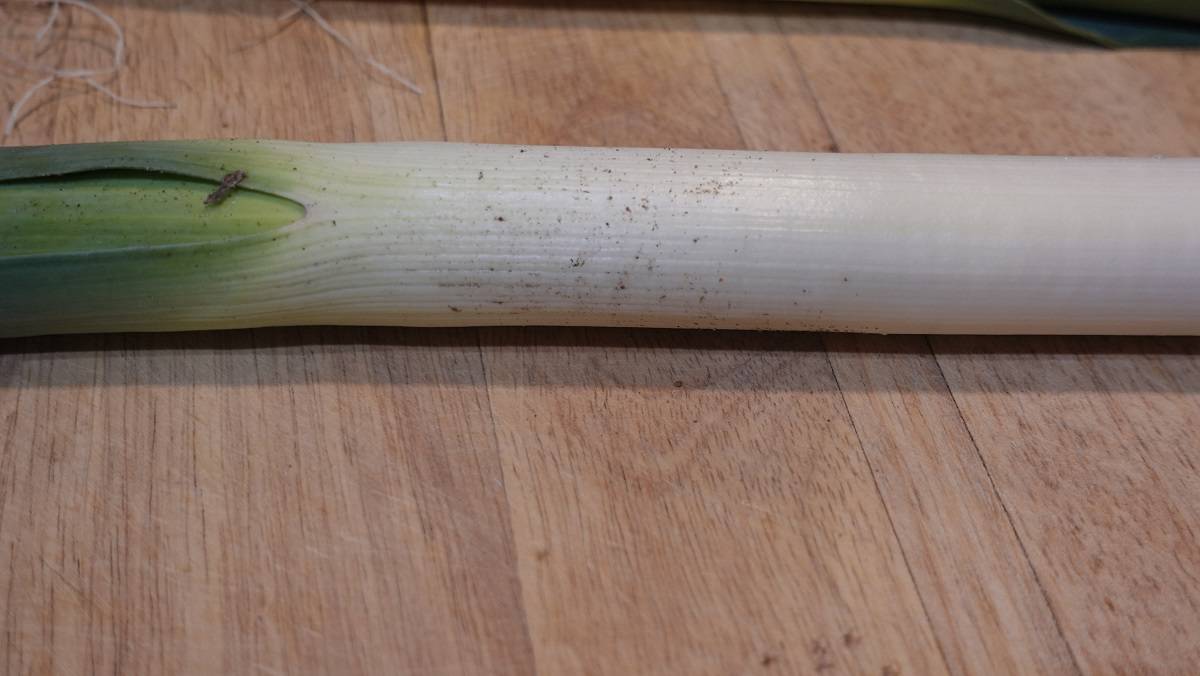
[{"x1": 2, "y1": 140, "x2": 1199, "y2": 337}]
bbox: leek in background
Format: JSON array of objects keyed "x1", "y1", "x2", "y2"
[{"x1": 790, "y1": 0, "x2": 1200, "y2": 46}]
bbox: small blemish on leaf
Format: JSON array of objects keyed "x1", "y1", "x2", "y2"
[{"x1": 204, "y1": 170, "x2": 247, "y2": 206}]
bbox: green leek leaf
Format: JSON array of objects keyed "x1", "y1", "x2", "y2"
[
  {"x1": 787, "y1": 0, "x2": 1200, "y2": 46},
  {"x1": 2, "y1": 171, "x2": 301, "y2": 257}
]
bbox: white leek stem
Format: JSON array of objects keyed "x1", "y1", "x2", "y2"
[{"x1": 2, "y1": 141, "x2": 1198, "y2": 336}]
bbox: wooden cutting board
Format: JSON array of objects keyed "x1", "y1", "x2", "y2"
[{"x1": 2, "y1": 2, "x2": 1199, "y2": 674}]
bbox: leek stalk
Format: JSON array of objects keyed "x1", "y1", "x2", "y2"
[{"x1": 2, "y1": 140, "x2": 1199, "y2": 337}]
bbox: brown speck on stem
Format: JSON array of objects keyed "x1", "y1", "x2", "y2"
[{"x1": 204, "y1": 170, "x2": 247, "y2": 205}]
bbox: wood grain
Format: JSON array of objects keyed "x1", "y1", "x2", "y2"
[
  {"x1": 932, "y1": 336, "x2": 1200, "y2": 672},
  {"x1": 824, "y1": 336, "x2": 1079, "y2": 675},
  {"x1": 479, "y1": 329, "x2": 945, "y2": 675},
  {"x1": 2, "y1": 2, "x2": 1200, "y2": 675}
]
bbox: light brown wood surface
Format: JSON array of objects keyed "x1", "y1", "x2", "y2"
[{"x1": 2, "y1": 2, "x2": 1199, "y2": 674}]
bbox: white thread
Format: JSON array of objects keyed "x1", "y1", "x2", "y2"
[
  {"x1": 276, "y1": 4, "x2": 303, "y2": 22},
  {"x1": 2, "y1": 75, "x2": 54, "y2": 137},
  {"x1": 234, "y1": 3, "x2": 305, "y2": 53},
  {"x1": 78, "y1": 78, "x2": 177, "y2": 109},
  {"x1": 289, "y1": 0, "x2": 423, "y2": 95},
  {"x1": 1, "y1": 0, "x2": 175, "y2": 141},
  {"x1": 34, "y1": 0, "x2": 58, "y2": 42}
]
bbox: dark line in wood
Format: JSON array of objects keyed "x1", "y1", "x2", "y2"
[
  {"x1": 924, "y1": 336, "x2": 1086, "y2": 676},
  {"x1": 698, "y1": 13, "x2": 751, "y2": 150},
  {"x1": 421, "y1": 5, "x2": 538, "y2": 670},
  {"x1": 819, "y1": 334, "x2": 955, "y2": 676},
  {"x1": 772, "y1": 21, "x2": 949, "y2": 667},
  {"x1": 474, "y1": 328, "x2": 542, "y2": 676},
  {"x1": 420, "y1": 1, "x2": 452, "y2": 143},
  {"x1": 772, "y1": 11, "x2": 841, "y2": 153}
]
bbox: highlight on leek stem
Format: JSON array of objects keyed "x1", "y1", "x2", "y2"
[{"x1": 2, "y1": 140, "x2": 1199, "y2": 338}]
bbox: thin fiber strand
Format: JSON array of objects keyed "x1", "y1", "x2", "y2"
[
  {"x1": 34, "y1": 0, "x2": 59, "y2": 42},
  {"x1": 1, "y1": 0, "x2": 174, "y2": 140},
  {"x1": 235, "y1": 3, "x2": 305, "y2": 53},
  {"x1": 289, "y1": 0, "x2": 423, "y2": 94}
]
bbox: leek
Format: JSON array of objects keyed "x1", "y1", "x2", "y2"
[
  {"x1": 2, "y1": 140, "x2": 1199, "y2": 337},
  {"x1": 786, "y1": 0, "x2": 1200, "y2": 46}
]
